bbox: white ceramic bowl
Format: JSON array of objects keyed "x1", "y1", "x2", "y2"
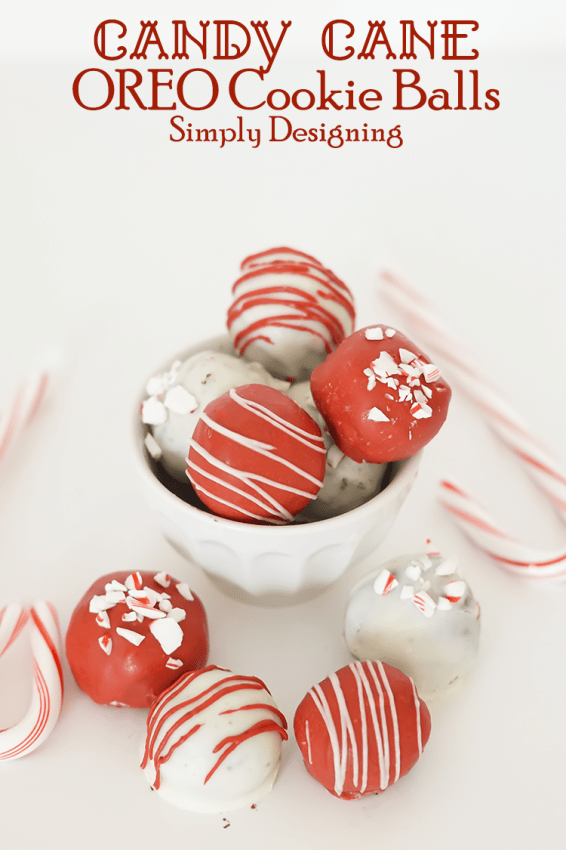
[{"x1": 132, "y1": 336, "x2": 421, "y2": 606}]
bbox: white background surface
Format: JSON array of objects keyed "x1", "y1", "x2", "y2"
[{"x1": 1, "y1": 3, "x2": 565, "y2": 848}]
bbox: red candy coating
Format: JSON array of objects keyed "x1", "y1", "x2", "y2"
[
  {"x1": 310, "y1": 325, "x2": 451, "y2": 463},
  {"x1": 187, "y1": 384, "x2": 326, "y2": 524},
  {"x1": 66, "y1": 571, "x2": 209, "y2": 708},
  {"x1": 294, "y1": 661, "x2": 431, "y2": 800}
]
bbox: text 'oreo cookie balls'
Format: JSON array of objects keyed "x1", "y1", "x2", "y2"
[
  {"x1": 66, "y1": 571, "x2": 209, "y2": 708},
  {"x1": 310, "y1": 325, "x2": 452, "y2": 463},
  {"x1": 344, "y1": 550, "x2": 481, "y2": 699},
  {"x1": 227, "y1": 247, "x2": 356, "y2": 382},
  {"x1": 294, "y1": 661, "x2": 431, "y2": 800},
  {"x1": 141, "y1": 665, "x2": 288, "y2": 813},
  {"x1": 187, "y1": 383, "x2": 327, "y2": 524}
]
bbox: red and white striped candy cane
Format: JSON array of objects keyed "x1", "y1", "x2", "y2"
[
  {"x1": 0, "y1": 601, "x2": 64, "y2": 760},
  {"x1": 0, "y1": 371, "x2": 49, "y2": 465},
  {"x1": 380, "y1": 270, "x2": 566, "y2": 581}
]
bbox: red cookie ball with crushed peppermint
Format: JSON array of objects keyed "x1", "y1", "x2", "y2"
[
  {"x1": 293, "y1": 660, "x2": 431, "y2": 800},
  {"x1": 310, "y1": 325, "x2": 451, "y2": 463},
  {"x1": 66, "y1": 570, "x2": 209, "y2": 708},
  {"x1": 187, "y1": 384, "x2": 327, "y2": 524}
]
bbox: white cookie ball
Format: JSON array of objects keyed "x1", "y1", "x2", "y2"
[
  {"x1": 141, "y1": 351, "x2": 288, "y2": 480},
  {"x1": 344, "y1": 552, "x2": 481, "y2": 699}
]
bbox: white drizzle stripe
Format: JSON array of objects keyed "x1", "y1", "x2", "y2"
[
  {"x1": 410, "y1": 678, "x2": 423, "y2": 755},
  {"x1": 309, "y1": 683, "x2": 345, "y2": 796},
  {"x1": 366, "y1": 660, "x2": 390, "y2": 787},
  {"x1": 305, "y1": 720, "x2": 312, "y2": 764},
  {"x1": 195, "y1": 414, "x2": 324, "y2": 490},
  {"x1": 188, "y1": 442, "x2": 320, "y2": 503},
  {"x1": 376, "y1": 662, "x2": 401, "y2": 784},
  {"x1": 188, "y1": 476, "x2": 288, "y2": 524},
  {"x1": 229, "y1": 389, "x2": 326, "y2": 451},
  {"x1": 350, "y1": 662, "x2": 369, "y2": 793},
  {"x1": 188, "y1": 451, "x2": 294, "y2": 521},
  {"x1": 329, "y1": 672, "x2": 359, "y2": 792},
  {"x1": 355, "y1": 662, "x2": 387, "y2": 791}
]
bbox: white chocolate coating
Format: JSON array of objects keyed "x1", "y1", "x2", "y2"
[
  {"x1": 288, "y1": 381, "x2": 387, "y2": 520},
  {"x1": 227, "y1": 248, "x2": 355, "y2": 382},
  {"x1": 141, "y1": 665, "x2": 287, "y2": 813},
  {"x1": 142, "y1": 351, "x2": 289, "y2": 480},
  {"x1": 344, "y1": 552, "x2": 481, "y2": 699}
]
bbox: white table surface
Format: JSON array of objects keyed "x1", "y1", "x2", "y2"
[{"x1": 1, "y1": 11, "x2": 565, "y2": 848}]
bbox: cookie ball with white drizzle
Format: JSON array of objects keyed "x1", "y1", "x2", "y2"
[
  {"x1": 141, "y1": 665, "x2": 288, "y2": 813},
  {"x1": 294, "y1": 660, "x2": 431, "y2": 799},
  {"x1": 141, "y1": 351, "x2": 290, "y2": 481},
  {"x1": 66, "y1": 570, "x2": 209, "y2": 708},
  {"x1": 187, "y1": 383, "x2": 326, "y2": 524},
  {"x1": 310, "y1": 325, "x2": 452, "y2": 463},
  {"x1": 227, "y1": 247, "x2": 356, "y2": 382},
  {"x1": 344, "y1": 549, "x2": 481, "y2": 699}
]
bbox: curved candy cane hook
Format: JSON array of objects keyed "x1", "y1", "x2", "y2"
[
  {"x1": 381, "y1": 270, "x2": 566, "y2": 582},
  {"x1": 0, "y1": 601, "x2": 64, "y2": 760}
]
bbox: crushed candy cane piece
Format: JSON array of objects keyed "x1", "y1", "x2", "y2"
[
  {"x1": 437, "y1": 596, "x2": 452, "y2": 611},
  {"x1": 122, "y1": 611, "x2": 138, "y2": 622},
  {"x1": 405, "y1": 564, "x2": 422, "y2": 582},
  {"x1": 400, "y1": 585, "x2": 414, "y2": 599},
  {"x1": 167, "y1": 607, "x2": 187, "y2": 623},
  {"x1": 363, "y1": 367, "x2": 377, "y2": 391},
  {"x1": 105, "y1": 580, "x2": 128, "y2": 593},
  {"x1": 421, "y1": 363, "x2": 440, "y2": 382},
  {"x1": 125, "y1": 572, "x2": 144, "y2": 591},
  {"x1": 141, "y1": 396, "x2": 167, "y2": 425},
  {"x1": 116, "y1": 627, "x2": 145, "y2": 646},
  {"x1": 434, "y1": 556, "x2": 459, "y2": 576},
  {"x1": 399, "y1": 348, "x2": 418, "y2": 364},
  {"x1": 444, "y1": 580, "x2": 466, "y2": 602},
  {"x1": 412, "y1": 591, "x2": 436, "y2": 617},
  {"x1": 144, "y1": 433, "x2": 162, "y2": 460},
  {"x1": 371, "y1": 352, "x2": 400, "y2": 380},
  {"x1": 398, "y1": 385, "x2": 412, "y2": 403},
  {"x1": 95, "y1": 611, "x2": 111, "y2": 629},
  {"x1": 98, "y1": 635, "x2": 112, "y2": 655},
  {"x1": 150, "y1": 618, "x2": 183, "y2": 654},
  {"x1": 327, "y1": 444, "x2": 344, "y2": 469},
  {"x1": 411, "y1": 401, "x2": 433, "y2": 420},
  {"x1": 164, "y1": 385, "x2": 198, "y2": 415},
  {"x1": 165, "y1": 657, "x2": 183, "y2": 670},
  {"x1": 368, "y1": 406, "x2": 390, "y2": 423},
  {"x1": 385, "y1": 328, "x2": 396, "y2": 337},
  {"x1": 158, "y1": 599, "x2": 173, "y2": 613},
  {"x1": 373, "y1": 569, "x2": 398, "y2": 595},
  {"x1": 176, "y1": 583, "x2": 194, "y2": 601},
  {"x1": 154, "y1": 572, "x2": 171, "y2": 588},
  {"x1": 365, "y1": 327, "x2": 384, "y2": 340}
]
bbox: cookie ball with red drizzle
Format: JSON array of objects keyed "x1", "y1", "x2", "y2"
[
  {"x1": 227, "y1": 247, "x2": 355, "y2": 382},
  {"x1": 66, "y1": 571, "x2": 209, "y2": 708},
  {"x1": 141, "y1": 665, "x2": 288, "y2": 813},
  {"x1": 310, "y1": 325, "x2": 452, "y2": 463},
  {"x1": 187, "y1": 384, "x2": 326, "y2": 524},
  {"x1": 294, "y1": 660, "x2": 431, "y2": 800}
]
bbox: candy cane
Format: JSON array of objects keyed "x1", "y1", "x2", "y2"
[
  {"x1": 0, "y1": 371, "x2": 49, "y2": 465},
  {"x1": 439, "y1": 480, "x2": 566, "y2": 581},
  {"x1": 380, "y1": 270, "x2": 566, "y2": 581},
  {"x1": 0, "y1": 601, "x2": 64, "y2": 760}
]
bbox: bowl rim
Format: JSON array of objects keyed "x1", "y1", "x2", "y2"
[{"x1": 132, "y1": 334, "x2": 422, "y2": 535}]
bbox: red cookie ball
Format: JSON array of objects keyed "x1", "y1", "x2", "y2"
[
  {"x1": 66, "y1": 570, "x2": 209, "y2": 708},
  {"x1": 310, "y1": 325, "x2": 452, "y2": 463},
  {"x1": 294, "y1": 660, "x2": 431, "y2": 800},
  {"x1": 187, "y1": 384, "x2": 326, "y2": 524}
]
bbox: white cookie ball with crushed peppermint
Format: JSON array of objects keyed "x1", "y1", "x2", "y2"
[
  {"x1": 140, "y1": 350, "x2": 289, "y2": 480},
  {"x1": 344, "y1": 547, "x2": 481, "y2": 699}
]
